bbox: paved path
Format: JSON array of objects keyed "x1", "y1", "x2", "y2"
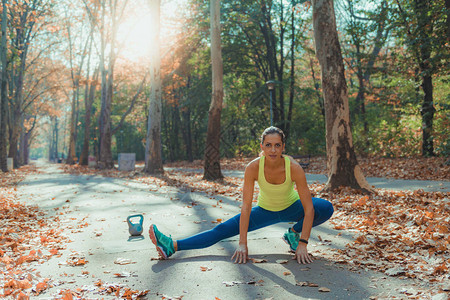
[{"x1": 17, "y1": 162, "x2": 446, "y2": 299}]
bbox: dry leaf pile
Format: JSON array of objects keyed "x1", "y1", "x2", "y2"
[
  {"x1": 94, "y1": 279, "x2": 149, "y2": 299},
  {"x1": 0, "y1": 166, "x2": 66, "y2": 299},
  {"x1": 313, "y1": 184, "x2": 449, "y2": 286},
  {"x1": 1, "y1": 167, "x2": 150, "y2": 299}
]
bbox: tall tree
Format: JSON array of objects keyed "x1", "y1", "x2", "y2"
[
  {"x1": 312, "y1": 0, "x2": 372, "y2": 192},
  {"x1": 0, "y1": 0, "x2": 8, "y2": 172},
  {"x1": 79, "y1": 67, "x2": 99, "y2": 166},
  {"x1": 98, "y1": 1, "x2": 114, "y2": 169},
  {"x1": 343, "y1": 0, "x2": 390, "y2": 150},
  {"x1": 64, "y1": 10, "x2": 93, "y2": 165},
  {"x1": 394, "y1": 0, "x2": 448, "y2": 157},
  {"x1": 203, "y1": 0, "x2": 224, "y2": 180},
  {"x1": 83, "y1": 0, "x2": 129, "y2": 169},
  {"x1": 144, "y1": 0, "x2": 164, "y2": 174}
]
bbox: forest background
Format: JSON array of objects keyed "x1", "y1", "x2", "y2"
[{"x1": 0, "y1": 0, "x2": 448, "y2": 173}]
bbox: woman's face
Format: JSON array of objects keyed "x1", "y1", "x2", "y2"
[{"x1": 261, "y1": 133, "x2": 285, "y2": 160}]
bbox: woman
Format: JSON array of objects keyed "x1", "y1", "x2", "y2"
[{"x1": 149, "y1": 126, "x2": 334, "y2": 264}]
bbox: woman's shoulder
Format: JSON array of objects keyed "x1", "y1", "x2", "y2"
[
  {"x1": 284, "y1": 155, "x2": 305, "y2": 179},
  {"x1": 244, "y1": 157, "x2": 260, "y2": 176},
  {"x1": 246, "y1": 157, "x2": 261, "y2": 169},
  {"x1": 284, "y1": 155, "x2": 302, "y2": 170}
]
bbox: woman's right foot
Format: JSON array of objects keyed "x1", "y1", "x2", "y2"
[{"x1": 149, "y1": 224, "x2": 175, "y2": 259}]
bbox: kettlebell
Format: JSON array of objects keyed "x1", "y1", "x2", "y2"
[{"x1": 127, "y1": 214, "x2": 144, "y2": 236}]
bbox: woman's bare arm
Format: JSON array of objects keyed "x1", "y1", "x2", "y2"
[
  {"x1": 231, "y1": 159, "x2": 258, "y2": 263},
  {"x1": 290, "y1": 157, "x2": 314, "y2": 264}
]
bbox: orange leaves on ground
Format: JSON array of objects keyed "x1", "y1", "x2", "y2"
[
  {"x1": 59, "y1": 290, "x2": 74, "y2": 300},
  {"x1": 4, "y1": 279, "x2": 32, "y2": 290},
  {"x1": 17, "y1": 250, "x2": 42, "y2": 265},
  {"x1": 67, "y1": 258, "x2": 87, "y2": 266},
  {"x1": 34, "y1": 279, "x2": 49, "y2": 295},
  {"x1": 16, "y1": 291, "x2": 29, "y2": 300},
  {"x1": 433, "y1": 262, "x2": 448, "y2": 275},
  {"x1": 94, "y1": 280, "x2": 149, "y2": 299},
  {"x1": 0, "y1": 166, "x2": 66, "y2": 298},
  {"x1": 318, "y1": 184, "x2": 449, "y2": 284},
  {"x1": 351, "y1": 196, "x2": 368, "y2": 207}
]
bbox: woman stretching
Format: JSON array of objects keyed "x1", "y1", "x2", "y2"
[{"x1": 149, "y1": 126, "x2": 334, "y2": 264}]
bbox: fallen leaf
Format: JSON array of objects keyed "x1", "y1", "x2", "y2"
[
  {"x1": 114, "y1": 272, "x2": 132, "y2": 278},
  {"x1": 250, "y1": 258, "x2": 268, "y2": 263},
  {"x1": 114, "y1": 258, "x2": 136, "y2": 265},
  {"x1": 385, "y1": 267, "x2": 405, "y2": 276},
  {"x1": 276, "y1": 259, "x2": 289, "y2": 264},
  {"x1": 34, "y1": 280, "x2": 49, "y2": 295}
]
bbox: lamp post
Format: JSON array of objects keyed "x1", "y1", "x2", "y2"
[{"x1": 266, "y1": 80, "x2": 276, "y2": 126}]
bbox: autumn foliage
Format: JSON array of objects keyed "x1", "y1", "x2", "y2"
[{"x1": 0, "y1": 166, "x2": 64, "y2": 298}]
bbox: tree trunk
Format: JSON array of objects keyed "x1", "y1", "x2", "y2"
[
  {"x1": 98, "y1": 78, "x2": 113, "y2": 168},
  {"x1": 66, "y1": 91, "x2": 78, "y2": 164},
  {"x1": 260, "y1": 1, "x2": 279, "y2": 124},
  {"x1": 81, "y1": 39, "x2": 95, "y2": 166},
  {"x1": 415, "y1": 0, "x2": 435, "y2": 157},
  {"x1": 286, "y1": 5, "x2": 295, "y2": 139},
  {"x1": 50, "y1": 117, "x2": 59, "y2": 161},
  {"x1": 97, "y1": 1, "x2": 115, "y2": 169},
  {"x1": 182, "y1": 107, "x2": 193, "y2": 162},
  {"x1": 144, "y1": 0, "x2": 164, "y2": 174},
  {"x1": 79, "y1": 68, "x2": 98, "y2": 165},
  {"x1": 9, "y1": 75, "x2": 23, "y2": 168},
  {"x1": 203, "y1": 0, "x2": 224, "y2": 180},
  {"x1": 18, "y1": 115, "x2": 26, "y2": 165},
  {"x1": 9, "y1": 48, "x2": 27, "y2": 168},
  {"x1": 20, "y1": 115, "x2": 34, "y2": 165},
  {"x1": 0, "y1": 0, "x2": 8, "y2": 172},
  {"x1": 446, "y1": 0, "x2": 450, "y2": 40},
  {"x1": 24, "y1": 128, "x2": 31, "y2": 165},
  {"x1": 312, "y1": 0, "x2": 372, "y2": 193},
  {"x1": 182, "y1": 76, "x2": 193, "y2": 162},
  {"x1": 421, "y1": 74, "x2": 435, "y2": 156}
]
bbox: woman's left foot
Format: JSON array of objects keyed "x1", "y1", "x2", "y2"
[{"x1": 282, "y1": 228, "x2": 299, "y2": 252}]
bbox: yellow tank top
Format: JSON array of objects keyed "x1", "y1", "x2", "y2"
[{"x1": 256, "y1": 156, "x2": 300, "y2": 211}]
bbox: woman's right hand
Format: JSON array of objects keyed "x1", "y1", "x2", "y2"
[{"x1": 231, "y1": 244, "x2": 248, "y2": 264}]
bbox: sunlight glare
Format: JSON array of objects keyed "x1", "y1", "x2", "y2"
[{"x1": 117, "y1": 0, "x2": 186, "y2": 63}]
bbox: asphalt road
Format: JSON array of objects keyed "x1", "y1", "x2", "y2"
[{"x1": 17, "y1": 162, "x2": 448, "y2": 299}]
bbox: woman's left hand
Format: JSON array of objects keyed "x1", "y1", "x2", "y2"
[{"x1": 294, "y1": 243, "x2": 313, "y2": 264}]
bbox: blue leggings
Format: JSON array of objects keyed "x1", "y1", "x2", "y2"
[{"x1": 177, "y1": 197, "x2": 334, "y2": 251}]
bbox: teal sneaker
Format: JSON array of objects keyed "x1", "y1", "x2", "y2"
[
  {"x1": 282, "y1": 228, "x2": 300, "y2": 252},
  {"x1": 149, "y1": 224, "x2": 175, "y2": 259}
]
